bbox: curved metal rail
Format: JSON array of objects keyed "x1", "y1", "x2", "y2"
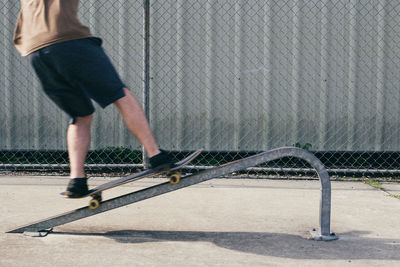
[{"x1": 7, "y1": 147, "x2": 338, "y2": 241}]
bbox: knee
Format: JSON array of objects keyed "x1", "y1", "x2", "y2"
[{"x1": 72, "y1": 114, "x2": 94, "y2": 125}]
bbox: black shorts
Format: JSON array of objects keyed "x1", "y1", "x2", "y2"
[{"x1": 29, "y1": 37, "x2": 125, "y2": 122}]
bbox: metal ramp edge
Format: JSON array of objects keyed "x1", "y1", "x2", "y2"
[{"x1": 6, "y1": 147, "x2": 338, "y2": 241}]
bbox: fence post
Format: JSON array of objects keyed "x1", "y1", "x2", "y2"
[{"x1": 142, "y1": 0, "x2": 151, "y2": 167}]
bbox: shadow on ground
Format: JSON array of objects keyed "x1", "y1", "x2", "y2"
[{"x1": 54, "y1": 230, "x2": 399, "y2": 260}]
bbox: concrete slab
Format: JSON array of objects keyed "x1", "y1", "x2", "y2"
[{"x1": 0, "y1": 176, "x2": 399, "y2": 266}]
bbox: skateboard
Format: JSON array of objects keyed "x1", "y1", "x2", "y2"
[{"x1": 60, "y1": 149, "x2": 203, "y2": 210}]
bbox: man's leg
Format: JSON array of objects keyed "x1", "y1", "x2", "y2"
[
  {"x1": 64, "y1": 114, "x2": 93, "y2": 197},
  {"x1": 113, "y1": 88, "x2": 160, "y2": 158},
  {"x1": 67, "y1": 114, "x2": 93, "y2": 178},
  {"x1": 114, "y1": 88, "x2": 173, "y2": 170}
]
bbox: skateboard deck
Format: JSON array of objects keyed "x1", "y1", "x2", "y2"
[{"x1": 60, "y1": 149, "x2": 203, "y2": 209}]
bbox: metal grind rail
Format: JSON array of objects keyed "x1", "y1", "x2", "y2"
[{"x1": 7, "y1": 147, "x2": 338, "y2": 241}]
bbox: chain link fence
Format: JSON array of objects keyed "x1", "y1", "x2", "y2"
[{"x1": 1, "y1": 0, "x2": 400, "y2": 179}]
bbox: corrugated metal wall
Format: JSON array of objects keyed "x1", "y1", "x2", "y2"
[
  {"x1": 1, "y1": 0, "x2": 400, "y2": 152},
  {"x1": 149, "y1": 0, "x2": 400, "y2": 151}
]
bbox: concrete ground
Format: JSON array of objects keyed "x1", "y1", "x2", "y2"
[{"x1": 0, "y1": 175, "x2": 399, "y2": 267}]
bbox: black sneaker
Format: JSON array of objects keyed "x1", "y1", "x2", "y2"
[
  {"x1": 149, "y1": 150, "x2": 174, "y2": 171},
  {"x1": 65, "y1": 178, "x2": 89, "y2": 198}
]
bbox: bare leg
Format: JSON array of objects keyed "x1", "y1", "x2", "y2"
[
  {"x1": 114, "y1": 87, "x2": 160, "y2": 157},
  {"x1": 67, "y1": 114, "x2": 93, "y2": 178}
]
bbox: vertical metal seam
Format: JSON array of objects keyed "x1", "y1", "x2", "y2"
[
  {"x1": 118, "y1": 0, "x2": 126, "y2": 147},
  {"x1": 319, "y1": 0, "x2": 330, "y2": 150},
  {"x1": 142, "y1": 0, "x2": 151, "y2": 166},
  {"x1": 291, "y1": 0, "x2": 302, "y2": 143},
  {"x1": 204, "y1": 1, "x2": 213, "y2": 151},
  {"x1": 347, "y1": 0, "x2": 358, "y2": 150},
  {"x1": 175, "y1": 0, "x2": 184, "y2": 148},
  {"x1": 4, "y1": 0, "x2": 13, "y2": 149},
  {"x1": 375, "y1": 0, "x2": 387, "y2": 151},
  {"x1": 263, "y1": 1, "x2": 272, "y2": 149},
  {"x1": 233, "y1": 1, "x2": 242, "y2": 150}
]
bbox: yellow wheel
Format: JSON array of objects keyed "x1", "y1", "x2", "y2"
[
  {"x1": 89, "y1": 199, "x2": 100, "y2": 210},
  {"x1": 169, "y1": 173, "x2": 181, "y2": 185}
]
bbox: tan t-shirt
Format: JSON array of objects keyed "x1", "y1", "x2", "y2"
[{"x1": 13, "y1": 0, "x2": 93, "y2": 56}]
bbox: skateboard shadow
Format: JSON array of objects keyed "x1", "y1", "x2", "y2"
[{"x1": 55, "y1": 230, "x2": 400, "y2": 260}]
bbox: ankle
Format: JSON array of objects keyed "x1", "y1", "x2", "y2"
[
  {"x1": 70, "y1": 177, "x2": 87, "y2": 182},
  {"x1": 146, "y1": 148, "x2": 161, "y2": 158}
]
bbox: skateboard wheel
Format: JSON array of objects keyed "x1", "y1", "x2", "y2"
[
  {"x1": 169, "y1": 173, "x2": 181, "y2": 185},
  {"x1": 89, "y1": 199, "x2": 100, "y2": 210},
  {"x1": 89, "y1": 194, "x2": 101, "y2": 210}
]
